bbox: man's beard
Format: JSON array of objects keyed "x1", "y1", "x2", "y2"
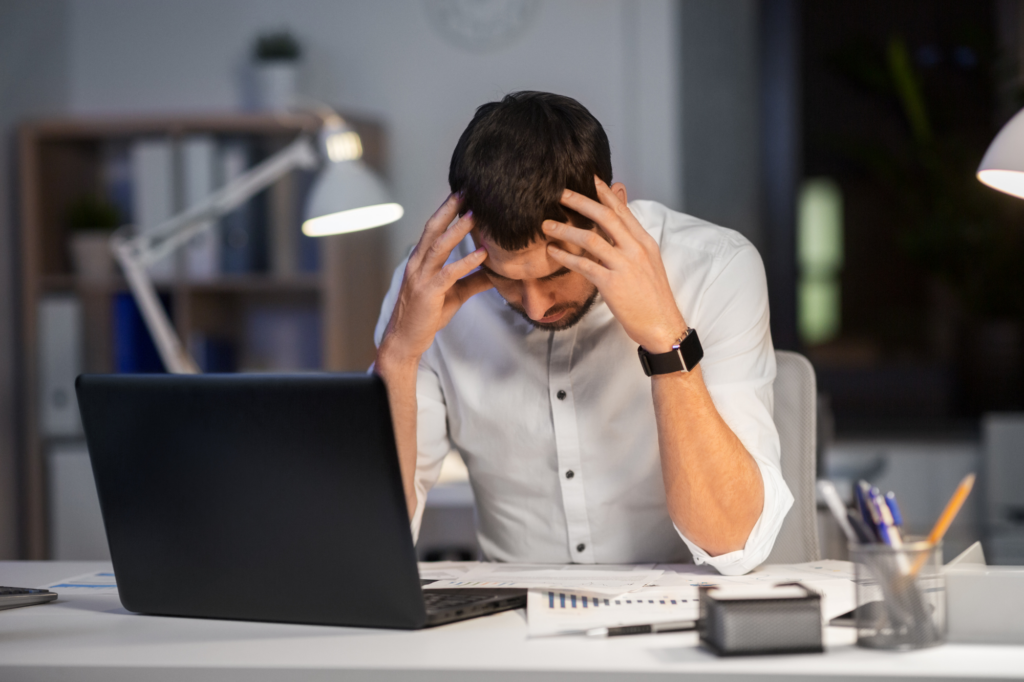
[{"x1": 506, "y1": 286, "x2": 600, "y2": 332}]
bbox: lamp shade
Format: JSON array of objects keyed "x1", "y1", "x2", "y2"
[
  {"x1": 302, "y1": 154, "x2": 403, "y2": 237},
  {"x1": 978, "y1": 107, "x2": 1024, "y2": 199}
]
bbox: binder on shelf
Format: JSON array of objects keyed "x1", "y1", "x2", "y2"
[
  {"x1": 38, "y1": 295, "x2": 84, "y2": 437},
  {"x1": 182, "y1": 135, "x2": 220, "y2": 280},
  {"x1": 269, "y1": 170, "x2": 298, "y2": 277},
  {"x1": 188, "y1": 332, "x2": 238, "y2": 373},
  {"x1": 113, "y1": 292, "x2": 167, "y2": 373},
  {"x1": 219, "y1": 138, "x2": 267, "y2": 274},
  {"x1": 130, "y1": 137, "x2": 176, "y2": 282},
  {"x1": 243, "y1": 304, "x2": 321, "y2": 371}
]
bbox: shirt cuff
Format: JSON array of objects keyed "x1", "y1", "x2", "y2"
[{"x1": 673, "y1": 457, "x2": 794, "y2": 576}]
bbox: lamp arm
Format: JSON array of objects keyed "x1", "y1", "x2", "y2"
[
  {"x1": 110, "y1": 134, "x2": 320, "y2": 374},
  {"x1": 125, "y1": 136, "x2": 320, "y2": 266}
]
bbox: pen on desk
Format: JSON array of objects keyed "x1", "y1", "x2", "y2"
[
  {"x1": 817, "y1": 480, "x2": 859, "y2": 544},
  {"x1": 586, "y1": 620, "x2": 698, "y2": 638},
  {"x1": 885, "y1": 491, "x2": 904, "y2": 528}
]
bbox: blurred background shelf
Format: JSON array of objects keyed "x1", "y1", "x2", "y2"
[{"x1": 18, "y1": 111, "x2": 392, "y2": 558}]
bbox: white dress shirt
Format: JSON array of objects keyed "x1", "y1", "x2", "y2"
[{"x1": 374, "y1": 200, "x2": 793, "y2": 575}]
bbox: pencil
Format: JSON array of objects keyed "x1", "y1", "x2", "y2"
[
  {"x1": 926, "y1": 473, "x2": 975, "y2": 547},
  {"x1": 910, "y1": 473, "x2": 975, "y2": 575}
]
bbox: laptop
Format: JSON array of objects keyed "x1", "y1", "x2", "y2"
[{"x1": 76, "y1": 373, "x2": 524, "y2": 629}]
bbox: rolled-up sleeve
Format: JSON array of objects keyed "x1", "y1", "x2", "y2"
[
  {"x1": 374, "y1": 258, "x2": 453, "y2": 542},
  {"x1": 671, "y1": 241, "x2": 794, "y2": 575}
]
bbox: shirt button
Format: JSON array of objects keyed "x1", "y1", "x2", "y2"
[
  {"x1": 565, "y1": 470, "x2": 574, "y2": 480},
  {"x1": 576, "y1": 543, "x2": 586, "y2": 553},
  {"x1": 556, "y1": 390, "x2": 567, "y2": 400}
]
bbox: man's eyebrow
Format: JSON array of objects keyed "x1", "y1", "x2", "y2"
[
  {"x1": 479, "y1": 263, "x2": 571, "y2": 282},
  {"x1": 539, "y1": 267, "x2": 572, "y2": 282},
  {"x1": 479, "y1": 263, "x2": 511, "y2": 281}
]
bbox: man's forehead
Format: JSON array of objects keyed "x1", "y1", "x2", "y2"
[{"x1": 471, "y1": 230, "x2": 564, "y2": 281}]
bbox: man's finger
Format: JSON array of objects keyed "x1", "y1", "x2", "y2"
[
  {"x1": 546, "y1": 243, "x2": 607, "y2": 284},
  {"x1": 438, "y1": 245, "x2": 487, "y2": 286},
  {"x1": 413, "y1": 193, "x2": 463, "y2": 265},
  {"x1": 559, "y1": 187, "x2": 632, "y2": 246},
  {"x1": 541, "y1": 220, "x2": 621, "y2": 266},
  {"x1": 451, "y1": 268, "x2": 494, "y2": 304},
  {"x1": 426, "y1": 210, "x2": 476, "y2": 269},
  {"x1": 593, "y1": 177, "x2": 651, "y2": 243}
]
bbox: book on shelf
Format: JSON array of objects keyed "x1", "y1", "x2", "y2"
[
  {"x1": 242, "y1": 303, "x2": 321, "y2": 371},
  {"x1": 182, "y1": 135, "x2": 221, "y2": 281},
  {"x1": 219, "y1": 138, "x2": 267, "y2": 275},
  {"x1": 112, "y1": 292, "x2": 167, "y2": 373},
  {"x1": 131, "y1": 137, "x2": 176, "y2": 282},
  {"x1": 38, "y1": 294, "x2": 84, "y2": 436}
]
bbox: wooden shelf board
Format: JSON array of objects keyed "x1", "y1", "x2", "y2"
[{"x1": 38, "y1": 273, "x2": 322, "y2": 295}]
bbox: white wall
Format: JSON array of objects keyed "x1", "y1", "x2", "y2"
[
  {"x1": 67, "y1": 0, "x2": 682, "y2": 269},
  {"x1": 0, "y1": 0, "x2": 70, "y2": 559}
]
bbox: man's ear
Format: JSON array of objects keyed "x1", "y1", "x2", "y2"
[{"x1": 610, "y1": 182, "x2": 628, "y2": 205}]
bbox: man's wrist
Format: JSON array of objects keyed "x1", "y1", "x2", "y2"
[
  {"x1": 639, "y1": 321, "x2": 689, "y2": 354},
  {"x1": 375, "y1": 337, "x2": 421, "y2": 376}
]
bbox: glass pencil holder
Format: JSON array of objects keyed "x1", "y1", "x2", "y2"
[{"x1": 850, "y1": 540, "x2": 946, "y2": 651}]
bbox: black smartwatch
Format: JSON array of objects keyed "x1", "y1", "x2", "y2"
[{"x1": 637, "y1": 328, "x2": 703, "y2": 376}]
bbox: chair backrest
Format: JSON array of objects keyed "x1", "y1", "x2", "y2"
[{"x1": 764, "y1": 350, "x2": 820, "y2": 564}]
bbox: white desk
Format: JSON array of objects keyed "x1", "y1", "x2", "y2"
[{"x1": 2, "y1": 561, "x2": 1023, "y2": 681}]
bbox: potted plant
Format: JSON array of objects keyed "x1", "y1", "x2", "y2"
[
  {"x1": 252, "y1": 30, "x2": 302, "y2": 112},
  {"x1": 67, "y1": 196, "x2": 121, "y2": 280}
]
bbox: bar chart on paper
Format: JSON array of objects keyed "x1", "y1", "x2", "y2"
[{"x1": 526, "y1": 587, "x2": 699, "y2": 637}]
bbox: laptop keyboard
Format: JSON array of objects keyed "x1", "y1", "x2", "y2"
[
  {"x1": 0, "y1": 587, "x2": 51, "y2": 596},
  {"x1": 423, "y1": 592, "x2": 496, "y2": 610}
]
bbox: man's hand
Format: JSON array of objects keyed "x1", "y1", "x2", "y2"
[
  {"x1": 376, "y1": 193, "x2": 492, "y2": 519},
  {"x1": 379, "y1": 193, "x2": 492, "y2": 367},
  {"x1": 543, "y1": 177, "x2": 686, "y2": 354}
]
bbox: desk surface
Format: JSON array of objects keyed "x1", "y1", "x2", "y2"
[{"x1": 2, "y1": 561, "x2": 1023, "y2": 682}]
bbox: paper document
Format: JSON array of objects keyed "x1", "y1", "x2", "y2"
[
  {"x1": 522, "y1": 561, "x2": 857, "y2": 635},
  {"x1": 418, "y1": 561, "x2": 481, "y2": 582},
  {"x1": 527, "y1": 587, "x2": 699, "y2": 637},
  {"x1": 42, "y1": 570, "x2": 118, "y2": 596},
  {"x1": 424, "y1": 563, "x2": 662, "y2": 593}
]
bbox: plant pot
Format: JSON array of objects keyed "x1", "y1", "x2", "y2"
[
  {"x1": 69, "y1": 230, "x2": 117, "y2": 281},
  {"x1": 252, "y1": 62, "x2": 299, "y2": 112}
]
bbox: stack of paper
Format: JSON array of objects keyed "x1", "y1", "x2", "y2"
[{"x1": 423, "y1": 563, "x2": 663, "y2": 593}]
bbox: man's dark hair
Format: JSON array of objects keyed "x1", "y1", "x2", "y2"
[{"x1": 449, "y1": 91, "x2": 613, "y2": 251}]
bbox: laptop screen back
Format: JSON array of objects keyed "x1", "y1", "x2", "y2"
[{"x1": 76, "y1": 373, "x2": 427, "y2": 629}]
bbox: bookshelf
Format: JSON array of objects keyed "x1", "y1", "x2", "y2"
[{"x1": 18, "y1": 112, "x2": 392, "y2": 558}]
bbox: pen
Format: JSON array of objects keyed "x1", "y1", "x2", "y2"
[
  {"x1": 586, "y1": 620, "x2": 697, "y2": 637},
  {"x1": 858, "y1": 481, "x2": 885, "y2": 542},
  {"x1": 885, "y1": 492, "x2": 904, "y2": 528},
  {"x1": 817, "y1": 480, "x2": 859, "y2": 544},
  {"x1": 855, "y1": 481, "x2": 879, "y2": 540},
  {"x1": 871, "y1": 487, "x2": 903, "y2": 547}
]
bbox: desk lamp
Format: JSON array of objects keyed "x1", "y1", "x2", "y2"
[
  {"x1": 111, "y1": 110, "x2": 403, "y2": 374},
  {"x1": 978, "y1": 107, "x2": 1024, "y2": 199}
]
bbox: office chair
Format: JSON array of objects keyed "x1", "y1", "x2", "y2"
[{"x1": 764, "y1": 350, "x2": 821, "y2": 564}]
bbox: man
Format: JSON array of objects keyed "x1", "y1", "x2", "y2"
[{"x1": 374, "y1": 91, "x2": 792, "y2": 575}]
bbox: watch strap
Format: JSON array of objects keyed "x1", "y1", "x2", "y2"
[{"x1": 637, "y1": 328, "x2": 703, "y2": 376}]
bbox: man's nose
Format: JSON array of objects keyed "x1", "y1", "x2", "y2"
[{"x1": 521, "y1": 282, "x2": 552, "y2": 320}]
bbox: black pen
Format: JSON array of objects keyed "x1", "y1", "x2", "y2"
[{"x1": 586, "y1": 620, "x2": 697, "y2": 637}]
